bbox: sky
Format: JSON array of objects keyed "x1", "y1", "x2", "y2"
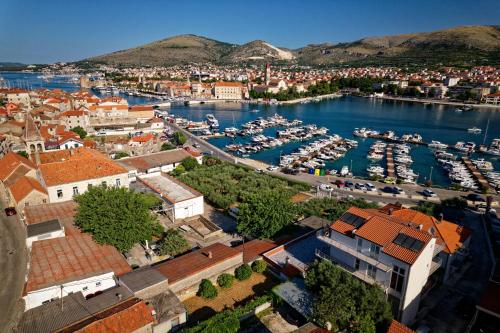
[{"x1": 1, "y1": 0, "x2": 499, "y2": 64}]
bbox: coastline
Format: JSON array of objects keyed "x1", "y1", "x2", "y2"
[{"x1": 370, "y1": 95, "x2": 500, "y2": 109}]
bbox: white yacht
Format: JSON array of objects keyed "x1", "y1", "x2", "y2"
[
  {"x1": 206, "y1": 114, "x2": 219, "y2": 128},
  {"x1": 467, "y1": 127, "x2": 482, "y2": 134},
  {"x1": 428, "y1": 140, "x2": 448, "y2": 150}
]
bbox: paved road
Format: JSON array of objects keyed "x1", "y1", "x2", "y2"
[{"x1": 0, "y1": 201, "x2": 27, "y2": 332}]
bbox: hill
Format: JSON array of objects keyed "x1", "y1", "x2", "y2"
[
  {"x1": 296, "y1": 25, "x2": 500, "y2": 66},
  {"x1": 83, "y1": 25, "x2": 500, "y2": 67}
]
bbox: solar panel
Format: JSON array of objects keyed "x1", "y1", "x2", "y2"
[
  {"x1": 340, "y1": 212, "x2": 366, "y2": 228},
  {"x1": 393, "y1": 233, "x2": 424, "y2": 252}
]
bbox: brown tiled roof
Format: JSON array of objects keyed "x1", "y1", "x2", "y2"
[
  {"x1": 154, "y1": 243, "x2": 242, "y2": 284},
  {"x1": 26, "y1": 234, "x2": 131, "y2": 293},
  {"x1": 235, "y1": 239, "x2": 277, "y2": 263},
  {"x1": 214, "y1": 81, "x2": 242, "y2": 87},
  {"x1": 129, "y1": 105, "x2": 153, "y2": 112},
  {"x1": 355, "y1": 216, "x2": 403, "y2": 247},
  {"x1": 9, "y1": 176, "x2": 47, "y2": 202},
  {"x1": 383, "y1": 226, "x2": 432, "y2": 264},
  {"x1": 39, "y1": 148, "x2": 127, "y2": 186},
  {"x1": 117, "y1": 148, "x2": 191, "y2": 172},
  {"x1": 75, "y1": 301, "x2": 154, "y2": 333},
  {"x1": 387, "y1": 320, "x2": 416, "y2": 333},
  {"x1": 0, "y1": 151, "x2": 36, "y2": 182}
]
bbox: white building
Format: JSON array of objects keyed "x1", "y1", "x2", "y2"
[
  {"x1": 138, "y1": 173, "x2": 204, "y2": 220},
  {"x1": 212, "y1": 82, "x2": 243, "y2": 100},
  {"x1": 316, "y1": 206, "x2": 438, "y2": 325},
  {"x1": 23, "y1": 233, "x2": 131, "y2": 310}
]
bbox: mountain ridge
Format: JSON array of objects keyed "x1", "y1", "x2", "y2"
[{"x1": 84, "y1": 25, "x2": 500, "y2": 67}]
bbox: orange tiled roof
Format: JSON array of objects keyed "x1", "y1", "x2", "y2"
[
  {"x1": 129, "y1": 105, "x2": 153, "y2": 112},
  {"x1": 387, "y1": 320, "x2": 415, "y2": 333},
  {"x1": 26, "y1": 234, "x2": 131, "y2": 293},
  {"x1": 39, "y1": 148, "x2": 127, "y2": 186},
  {"x1": 75, "y1": 301, "x2": 154, "y2": 333},
  {"x1": 57, "y1": 110, "x2": 87, "y2": 118},
  {"x1": 9, "y1": 176, "x2": 47, "y2": 202},
  {"x1": 0, "y1": 152, "x2": 36, "y2": 181},
  {"x1": 214, "y1": 81, "x2": 242, "y2": 87},
  {"x1": 131, "y1": 133, "x2": 154, "y2": 143}
]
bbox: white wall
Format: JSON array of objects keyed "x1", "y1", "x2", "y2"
[
  {"x1": 24, "y1": 272, "x2": 116, "y2": 311},
  {"x1": 46, "y1": 173, "x2": 130, "y2": 203},
  {"x1": 174, "y1": 196, "x2": 204, "y2": 220}
]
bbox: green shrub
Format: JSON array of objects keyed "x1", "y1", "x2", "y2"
[
  {"x1": 197, "y1": 279, "x2": 218, "y2": 299},
  {"x1": 170, "y1": 164, "x2": 186, "y2": 177},
  {"x1": 235, "y1": 264, "x2": 252, "y2": 281},
  {"x1": 161, "y1": 142, "x2": 175, "y2": 151},
  {"x1": 252, "y1": 260, "x2": 267, "y2": 273},
  {"x1": 217, "y1": 273, "x2": 235, "y2": 288},
  {"x1": 181, "y1": 156, "x2": 199, "y2": 171}
]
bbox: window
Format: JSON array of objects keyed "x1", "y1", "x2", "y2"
[
  {"x1": 115, "y1": 178, "x2": 121, "y2": 187},
  {"x1": 367, "y1": 264, "x2": 377, "y2": 278},
  {"x1": 390, "y1": 265, "x2": 406, "y2": 293},
  {"x1": 96, "y1": 282, "x2": 101, "y2": 287},
  {"x1": 369, "y1": 243, "x2": 380, "y2": 259},
  {"x1": 82, "y1": 286, "x2": 88, "y2": 291},
  {"x1": 57, "y1": 189, "x2": 63, "y2": 198},
  {"x1": 357, "y1": 238, "x2": 363, "y2": 251},
  {"x1": 72, "y1": 186, "x2": 79, "y2": 196},
  {"x1": 355, "y1": 258, "x2": 360, "y2": 270}
]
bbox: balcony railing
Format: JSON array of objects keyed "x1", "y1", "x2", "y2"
[
  {"x1": 429, "y1": 257, "x2": 443, "y2": 275},
  {"x1": 315, "y1": 249, "x2": 390, "y2": 290},
  {"x1": 316, "y1": 230, "x2": 391, "y2": 272}
]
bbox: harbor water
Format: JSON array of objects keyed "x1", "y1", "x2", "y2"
[{"x1": 2, "y1": 72, "x2": 500, "y2": 188}]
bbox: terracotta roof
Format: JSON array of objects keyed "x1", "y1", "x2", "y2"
[
  {"x1": 39, "y1": 148, "x2": 127, "y2": 186},
  {"x1": 130, "y1": 133, "x2": 154, "y2": 143},
  {"x1": 24, "y1": 113, "x2": 42, "y2": 141},
  {"x1": 26, "y1": 234, "x2": 131, "y2": 293},
  {"x1": 0, "y1": 151, "x2": 36, "y2": 181},
  {"x1": 129, "y1": 105, "x2": 153, "y2": 112},
  {"x1": 387, "y1": 320, "x2": 416, "y2": 333},
  {"x1": 57, "y1": 110, "x2": 87, "y2": 118},
  {"x1": 89, "y1": 104, "x2": 128, "y2": 111},
  {"x1": 355, "y1": 216, "x2": 404, "y2": 247},
  {"x1": 75, "y1": 301, "x2": 154, "y2": 333},
  {"x1": 235, "y1": 239, "x2": 277, "y2": 263},
  {"x1": 154, "y1": 243, "x2": 242, "y2": 284},
  {"x1": 383, "y1": 226, "x2": 432, "y2": 264},
  {"x1": 117, "y1": 148, "x2": 192, "y2": 172},
  {"x1": 9, "y1": 176, "x2": 47, "y2": 202},
  {"x1": 214, "y1": 81, "x2": 242, "y2": 87}
]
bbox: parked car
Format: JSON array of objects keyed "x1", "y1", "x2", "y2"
[
  {"x1": 422, "y1": 189, "x2": 437, "y2": 197},
  {"x1": 344, "y1": 180, "x2": 355, "y2": 189},
  {"x1": 192, "y1": 143, "x2": 200, "y2": 148},
  {"x1": 393, "y1": 187, "x2": 405, "y2": 195},
  {"x1": 333, "y1": 179, "x2": 345, "y2": 188},
  {"x1": 355, "y1": 183, "x2": 367, "y2": 191},
  {"x1": 283, "y1": 168, "x2": 299, "y2": 175},
  {"x1": 267, "y1": 165, "x2": 279, "y2": 171},
  {"x1": 466, "y1": 193, "x2": 485, "y2": 202},
  {"x1": 382, "y1": 186, "x2": 394, "y2": 193},
  {"x1": 365, "y1": 183, "x2": 377, "y2": 192},
  {"x1": 4, "y1": 207, "x2": 16, "y2": 216}
]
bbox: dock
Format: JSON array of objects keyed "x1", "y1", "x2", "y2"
[
  {"x1": 461, "y1": 156, "x2": 491, "y2": 192},
  {"x1": 386, "y1": 144, "x2": 395, "y2": 178}
]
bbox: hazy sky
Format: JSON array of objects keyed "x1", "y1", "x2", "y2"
[{"x1": 1, "y1": 0, "x2": 498, "y2": 64}]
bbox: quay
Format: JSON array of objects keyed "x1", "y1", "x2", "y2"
[
  {"x1": 386, "y1": 144, "x2": 395, "y2": 178},
  {"x1": 462, "y1": 156, "x2": 492, "y2": 192}
]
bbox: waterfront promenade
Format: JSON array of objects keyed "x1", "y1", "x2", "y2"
[{"x1": 373, "y1": 95, "x2": 500, "y2": 109}]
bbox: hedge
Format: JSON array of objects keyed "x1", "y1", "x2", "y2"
[
  {"x1": 235, "y1": 264, "x2": 252, "y2": 281},
  {"x1": 217, "y1": 273, "x2": 235, "y2": 288}
]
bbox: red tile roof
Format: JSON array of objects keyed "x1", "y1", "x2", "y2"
[
  {"x1": 235, "y1": 239, "x2": 277, "y2": 263},
  {"x1": 154, "y1": 243, "x2": 242, "y2": 284},
  {"x1": 9, "y1": 176, "x2": 47, "y2": 202},
  {"x1": 387, "y1": 320, "x2": 416, "y2": 333},
  {"x1": 0, "y1": 152, "x2": 36, "y2": 181},
  {"x1": 26, "y1": 234, "x2": 131, "y2": 293},
  {"x1": 75, "y1": 301, "x2": 154, "y2": 333}
]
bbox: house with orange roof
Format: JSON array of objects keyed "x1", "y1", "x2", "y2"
[
  {"x1": 56, "y1": 109, "x2": 90, "y2": 130},
  {"x1": 7, "y1": 175, "x2": 48, "y2": 209},
  {"x1": 0, "y1": 88, "x2": 31, "y2": 109},
  {"x1": 38, "y1": 147, "x2": 129, "y2": 203},
  {"x1": 212, "y1": 81, "x2": 243, "y2": 100},
  {"x1": 88, "y1": 103, "x2": 129, "y2": 119},
  {"x1": 128, "y1": 105, "x2": 154, "y2": 123},
  {"x1": 313, "y1": 204, "x2": 471, "y2": 325}
]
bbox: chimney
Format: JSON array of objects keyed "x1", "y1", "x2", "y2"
[
  {"x1": 69, "y1": 148, "x2": 74, "y2": 156},
  {"x1": 285, "y1": 256, "x2": 290, "y2": 265},
  {"x1": 438, "y1": 213, "x2": 444, "y2": 222},
  {"x1": 207, "y1": 251, "x2": 212, "y2": 259},
  {"x1": 418, "y1": 224, "x2": 423, "y2": 230},
  {"x1": 116, "y1": 293, "x2": 122, "y2": 301},
  {"x1": 388, "y1": 208, "x2": 394, "y2": 215}
]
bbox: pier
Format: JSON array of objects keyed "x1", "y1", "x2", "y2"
[
  {"x1": 461, "y1": 156, "x2": 491, "y2": 192},
  {"x1": 386, "y1": 144, "x2": 395, "y2": 178}
]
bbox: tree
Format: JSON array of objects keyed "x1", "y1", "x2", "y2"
[
  {"x1": 140, "y1": 192, "x2": 162, "y2": 209},
  {"x1": 172, "y1": 131, "x2": 187, "y2": 146},
  {"x1": 235, "y1": 264, "x2": 252, "y2": 280},
  {"x1": 217, "y1": 273, "x2": 235, "y2": 288},
  {"x1": 237, "y1": 190, "x2": 297, "y2": 239},
  {"x1": 113, "y1": 151, "x2": 129, "y2": 159},
  {"x1": 305, "y1": 260, "x2": 392, "y2": 333},
  {"x1": 158, "y1": 229, "x2": 189, "y2": 257},
  {"x1": 181, "y1": 156, "x2": 199, "y2": 171},
  {"x1": 74, "y1": 186, "x2": 163, "y2": 252},
  {"x1": 198, "y1": 279, "x2": 218, "y2": 299},
  {"x1": 170, "y1": 164, "x2": 186, "y2": 177},
  {"x1": 17, "y1": 151, "x2": 29, "y2": 159},
  {"x1": 252, "y1": 260, "x2": 267, "y2": 273},
  {"x1": 71, "y1": 126, "x2": 87, "y2": 139},
  {"x1": 161, "y1": 142, "x2": 175, "y2": 151}
]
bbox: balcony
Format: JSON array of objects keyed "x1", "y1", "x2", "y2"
[
  {"x1": 433, "y1": 243, "x2": 446, "y2": 257},
  {"x1": 429, "y1": 257, "x2": 443, "y2": 275},
  {"x1": 316, "y1": 249, "x2": 390, "y2": 290},
  {"x1": 316, "y1": 230, "x2": 391, "y2": 272}
]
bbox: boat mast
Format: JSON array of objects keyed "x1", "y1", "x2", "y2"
[{"x1": 483, "y1": 118, "x2": 489, "y2": 145}]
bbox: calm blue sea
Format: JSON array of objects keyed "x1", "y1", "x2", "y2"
[{"x1": 3, "y1": 71, "x2": 499, "y2": 187}]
